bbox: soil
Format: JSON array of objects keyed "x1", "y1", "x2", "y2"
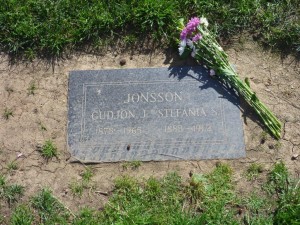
[{"x1": 0, "y1": 39, "x2": 299, "y2": 217}]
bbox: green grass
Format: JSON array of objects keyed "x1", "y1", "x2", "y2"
[
  {"x1": 38, "y1": 121, "x2": 47, "y2": 131},
  {"x1": 0, "y1": 175, "x2": 24, "y2": 206},
  {"x1": 242, "y1": 192, "x2": 273, "y2": 224},
  {"x1": 10, "y1": 205, "x2": 34, "y2": 225},
  {"x1": 3, "y1": 108, "x2": 13, "y2": 120},
  {"x1": 2, "y1": 162, "x2": 300, "y2": 224},
  {"x1": 256, "y1": 0, "x2": 300, "y2": 55},
  {"x1": 260, "y1": 131, "x2": 268, "y2": 144},
  {"x1": 40, "y1": 140, "x2": 58, "y2": 160},
  {"x1": 0, "y1": 0, "x2": 298, "y2": 59},
  {"x1": 27, "y1": 81, "x2": 37, "y2": 95},
  {"x1": 81, "y1": 167, "x2": 93, "y2": 183},
  {"x1": 265, "y1": 161, "x2": 300, "y2": 224},
  {"x1": 31, "y1": 189, "x2": 70, "y2": 224},
  {"x1": 70, "y1": 167, "x2": 94, "y2": 197},
  {"x1": 122, "y1": 160, "x2": 142, "y2": 170},
  {"x1": 101, "y1": 172, "x2": 197, "y2": 224},
  {"x1": 69, "y1": 181, "x2": 84, "y2": 197},
  {"x1": 246, "y1": 163, "x2": 264, "y2": 180},
  {"x1": 72, "y1": 207, "x2": 102, "y2": 225},
  {"x1": 7, "y1": 161, "x2": 18, "y2": 172}
]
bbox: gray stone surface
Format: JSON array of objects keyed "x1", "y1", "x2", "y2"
[{"x1": 67, "y1": 66, "x2": 246, "y2": 162}]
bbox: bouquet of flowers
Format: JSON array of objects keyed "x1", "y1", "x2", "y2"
[{"x1": 178, "y1": 17, "x2": 282, "y2": 139}]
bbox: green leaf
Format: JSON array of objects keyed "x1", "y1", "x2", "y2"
[
  {"x1": 177, "y1": 18, "x2": 185, "y2": 31},
  {"x1": 245, "y1": 77, "x2": 250, "y2": 88},
  {"x1": 251, "y1": 92, "x2": 258, "y2": 102}
]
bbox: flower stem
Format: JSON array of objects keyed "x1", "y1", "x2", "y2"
[{"x1": 179, "y1": 18, "x2": 282, "y2": 139}]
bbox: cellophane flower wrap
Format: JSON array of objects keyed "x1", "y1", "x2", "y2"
[{"x1": 178, "y1": 17, "x2": 282, "y2": 139}]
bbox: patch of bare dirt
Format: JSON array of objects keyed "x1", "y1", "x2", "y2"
[{"x1": 0, "y1": 39, "x2": 299, "y2": 215}]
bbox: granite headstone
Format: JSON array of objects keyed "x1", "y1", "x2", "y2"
[{"x1": 67, "y1": 66, "x2": 245, "y2": 162}]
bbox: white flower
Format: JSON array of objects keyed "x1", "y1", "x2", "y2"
[
  {"x1": 187, "y1": 39, "x2": 194, "y2": 48},
  {"x1": 209, "y1": 69, "x2": 216, "y2": 76},
  {"x1": 200, "y1": 17, "x2": 209, "y2": 27},
  {"x1": 178, "y1": 39, "x2": 187, "y2": 55},
  {"x1": 191, "y1": 47, "x2": 198, "y2": 58},
  {"x1": 217, "y1": 46, "x2": 223, "y2": 51},
  {"x1": 178, "y1": 46, "x2": 185, "y2": 56},
  {"x1": 180, "y1": 39, "x2": 186, "y2": 47},
  {"x1": 231, "y1": 64, "x2": 237, "y2": 72}
]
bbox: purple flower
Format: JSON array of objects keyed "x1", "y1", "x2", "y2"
[
  {"x1": 192, "y1": 33, "x2": 202, "y2": 42},
  {"x1": 188, "y1": 17, "x2": 200, "y2": 27},
  {"x1": 186, "y1": 17, "x2": 200, "y2": 32},
  {"x1": 180, "y1": 28, "x2": 188, "y2": 40},
  {"x1": 180, "y1": 17, "x2": 201, "y2": 40}
]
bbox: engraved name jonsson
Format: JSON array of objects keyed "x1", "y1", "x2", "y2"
[{"x1": 124, "y1": 91, "x2": 183, "y2": 104}]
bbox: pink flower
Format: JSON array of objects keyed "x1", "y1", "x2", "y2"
[{"x1": 192, "y1": 33, "x2": 202, "y2": 42}]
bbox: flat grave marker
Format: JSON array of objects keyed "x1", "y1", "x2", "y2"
[{"x1": 67, "y1": 66, "x2": 245, "y2": 162}]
